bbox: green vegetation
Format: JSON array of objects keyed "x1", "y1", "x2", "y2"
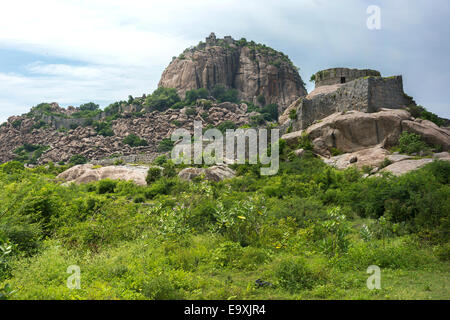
[
  {"x1": 0, "y1": 141, "x2": 448, "y2": 300},
  {"x1": 396, "y1": 131, "x2": 430, "y2": 155},
  {"x1": 71, "y1": 102, "x2": 101, "y2": 119},
  {"x1": 145, "y1": 87, "x2": 181, "y2": 112},
  {"x1": 407, "y1": 105, "x2": 447, "y2": 127},
  {"x1": 13, "y1": 144, "x2": 49, "y2": 165},
  {"x1": 211, "y1": 85, "x2": 239, "y2": 103},
  {"x1": 157, "y1": 138, "x2": 174, "y2": 152},
  {"x1": 69, "y1": 155, "x2": 87, "y2": 165},
  {"x1": 123, "y1": 134, "x2": 148, "y2": 147},
  {"x1": 146, "y1": 167, "x2": 163, "y2": 184},
  {"x1": 93, "y1": 121, "x2": 114, "y2": 137},
  {"x1": 185, "y1": 88, "x2": 209, "y2": 105}
]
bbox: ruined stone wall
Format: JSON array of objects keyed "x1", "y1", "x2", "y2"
[
  {"x1": 315, "y1": 68, "x2": 380, "y2": 88},
  {"x1": 287, "y1": 76, "x2": 413, "y2": 131},
  {"x1": 368, "y1": 76, "x2": 414, "y2": 112},
  {"x1": 40, "y1": 114, "x2": 101, "y2": 130}
]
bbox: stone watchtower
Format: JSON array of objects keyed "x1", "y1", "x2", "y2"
[
  {"x1": 206, "y1": 32, "x2": 217, "y2": 46},
  {"x1": 313, "y1": 68, "x2": 381, "y2": 88}
]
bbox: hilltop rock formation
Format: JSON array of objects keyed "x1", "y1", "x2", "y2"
[{"x1": 159, "y1": 33, "x2": 307, "y2": 113}]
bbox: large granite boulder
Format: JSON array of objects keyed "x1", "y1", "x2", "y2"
[
  {"x1": 401, "y1": 119, "x2": 450, "y2": 150},
  {"x1": 323, "y1": 146, "x2": 390, "y2": 170},
  {"x1": 57, "y1": 164, "x2": 151, "y2": 186},
  {"x1": 178, "y1": 165, "x2": 235, "y2": 182},
  {"x1": 281, "y1": 109, "x2": 413, "y2": 156},
  {"x1": 379, "y1": 159, "x2": 434, "y2": 176}
]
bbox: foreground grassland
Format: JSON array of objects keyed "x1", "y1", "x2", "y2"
[{"x1": 0, "y1": 154, "x2": 449, "y2": 300}]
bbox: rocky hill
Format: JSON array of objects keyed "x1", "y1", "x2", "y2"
[
  {"x1": 0, "y1": 100, "x2": 253, "y2": 165},
  {"x1": 159, "y1": 33, "x2": 307, "y2": 113},
  {"x1": 1, "y1": 38, "x2": 449, "y2": 172}
]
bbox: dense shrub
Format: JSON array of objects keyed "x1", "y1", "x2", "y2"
[
  {"x1": 94, "y1": 121, "x2": 114, "y2": 137},
  {"x1": 275, "y1": 257, "x2": 324, "y2": 292},
  {"x1": 216, "y1": 120, "x2": 237, "y2": 133},
  {"x1": 157, "y1": 138, "x2": 174, "y2": 152},
  {"x1": 79, "y1": 102, "x2": 99, "y2": 111},
  {"x1": 146, "y1": 167, "x2": 162, "y2": 184},
  {"x1": 397, "y1": 131, "x2": 428, "y2": 155},
  {"x1": 260, "y1": 104, "x2": 278, "y2": 121},
  {"x1": 211, "y1": 85, "x2": 239, "y2": 103},
  {"x1": 145, "y1": 87, "x2": 181, "y2": 111},
  {"x1": 123, "y1": 134, "x2": 148, "y2": 147},
  {"x1": 97, "y1": 179, "x2": 117, "y2": 194},
  {"x1": 69, "y1": 155, "x2": 87, "y2": 165},
  {"x1": 1, "y1": 161, "x2": 24, "y2": 174},
  {"x1": 407, "y1": 105, "x2": 445, "y2": 127},
  {"x1": 185, "y1": 88, "x2": 209, "y2": 105}
]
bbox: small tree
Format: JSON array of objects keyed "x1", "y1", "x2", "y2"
[
  {"x1": 69, "y1": 154, "x2": 87, "y2": 165},
  {"x1": 79, "y1": 102, "x2": 99, "y2": 111},
  {"x1": 123, "y1": 134, "x2": 148, "y2": 147},
  {"x1": 146, "y1": 167, "x2": 162, "y2": 184}
]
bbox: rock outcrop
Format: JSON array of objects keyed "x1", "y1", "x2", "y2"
[
  {"x1": 322, "y1": 146, "x2": 390, "y2": 170},
  {"x1": 282, "y1": 109, "x2": 414, "y2": 157},
  {"x1": 56, "y1": 164, "x2": 152, "y2": 186},
  {"x1": 159, "y1": 33, "x2": 307, "y2": 113},
  {"x1": 178, "y1": 165, "x2": 235, "y2": 182}
]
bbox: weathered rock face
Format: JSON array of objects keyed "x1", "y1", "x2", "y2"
[
  {"x1": 178, "y1": 165, "x2": 235, "y2": 182},
  {"x1": 379, "y1": 159, "x2": 434, "y2": 176},
  {"x1": 56, "y1": 164, "x2": 152, "y2": 186},
  {"x1": 159, "y1": 35, "x2": 307, "y2": 113},
  {"x1": 323, "y1": 147, "x2": 450, "y2": 176},
  {"x1": 322, "y1": 146, "x2": 390, "y2": 170},
  {"x1": 281, "y1": 108, "x2": 450, "y2": 157},
  {"x1": 401, "y1": 119, "x2": 450, "y2": 150}
]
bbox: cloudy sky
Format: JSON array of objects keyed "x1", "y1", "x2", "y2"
[{"x1": 0, "y1": 0, "x2": 449, "y2": 123}]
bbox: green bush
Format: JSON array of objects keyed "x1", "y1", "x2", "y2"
[
  {"x1": 217, "y1": 120, "x2": 237, "y2": 133},
  {"x1": 407, "y1": 105, "x2": 445, "y2": 127},
  {"x1": 123, "y1": 134, "x2": 148, "y2": 147},
  {"x1": 145, "y1": 87, "x2": 181, "y2": 112},
  {"x1": 79, "y1": 102, "x2": 99, "y2": 111},
  {"x1": 185, "y1": 88, "x2": 209, "y2": 105},
  {"x1": 69, "y1": 155, "x2": 87, "y2": 165},
  {"x1": 157, "y1": 138, "x2": 174, "y2": 152},
  {"x1": 94, "y1": 121, "x2": 114, "y2": 137},
  {"x1": 211, "y1": 85, "x2": 239, "y2": 103},
  {"x1": 146, "y1": 167, "x2": 162, "y2": 184},
  {"x1": 275, "y1": 257, "x2": 323, "y2": 292},
  {"x1": 1, "y1": 161, "x2": 24, "y2": 174},
  {"x1": 97, "y1": 179, "x2": 117, "y2": 194},
  {"x1": 397, "y1": 131, "x2": 428, "y2": 155},
  {"x1": 185, "y1": 107, "x2": 197, "y2": 116}
]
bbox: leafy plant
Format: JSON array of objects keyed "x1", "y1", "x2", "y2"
[
  {"x1": 123, "y1": 134, "x2": 148, "y2": 147},
  {"x1": 146, "y1": 167, "x2": 162, "y2": 184},
  {"x1": 157, "y1": 138, "x2": 174, "y2": 152},
  {"x1": 397, "y1": 131, "x2": 429, "y2": 155}
]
